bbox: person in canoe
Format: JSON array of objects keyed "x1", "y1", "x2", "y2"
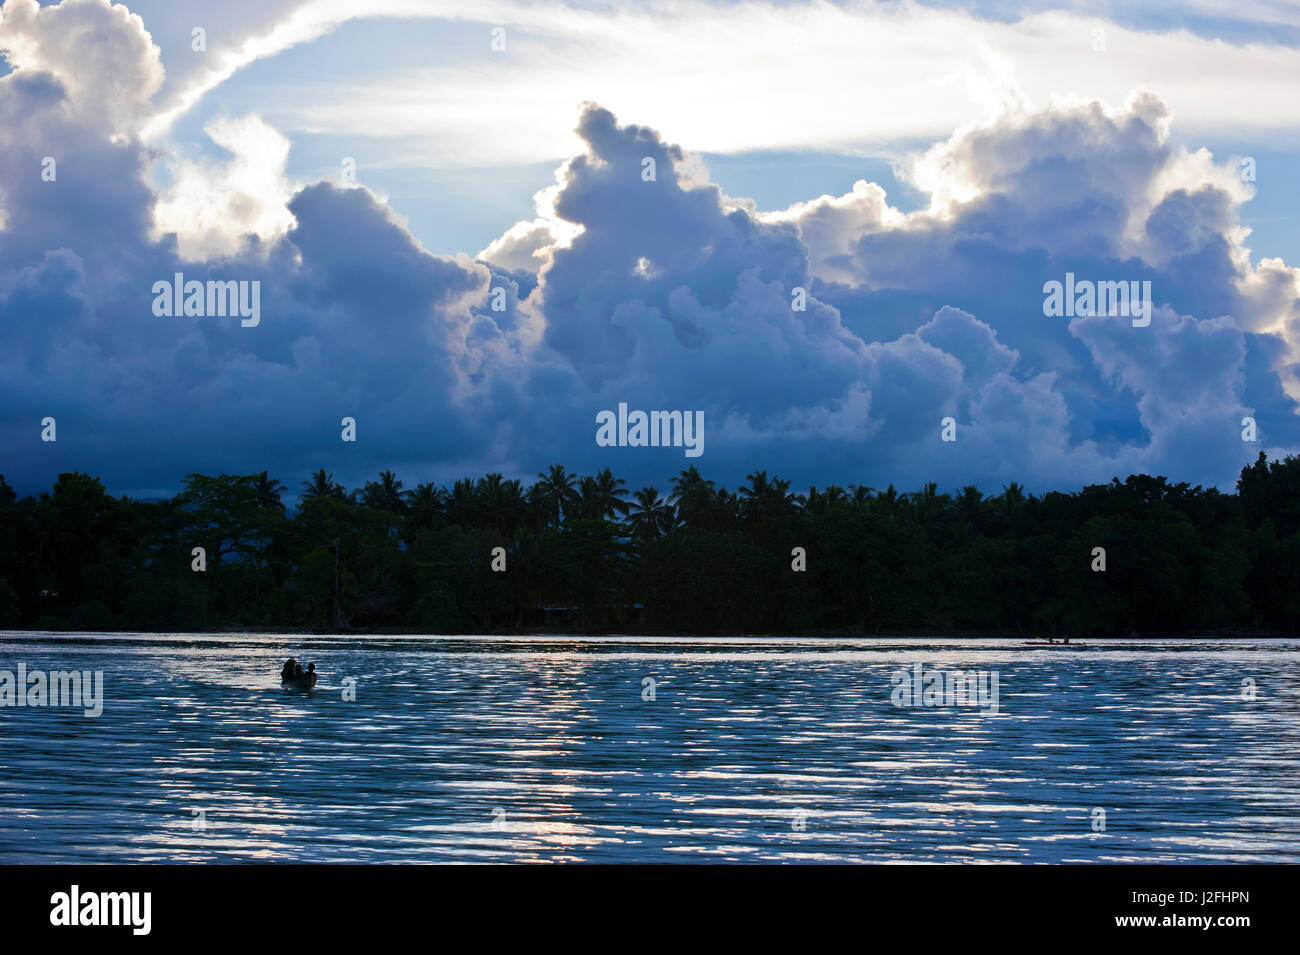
[{"x1": 280, "y1": 658, "x2": 318, "y2": 689}]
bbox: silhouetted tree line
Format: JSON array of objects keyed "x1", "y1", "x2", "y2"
[{"x1": 1, "y1": 453, "x2": 1298, "y2": 636}]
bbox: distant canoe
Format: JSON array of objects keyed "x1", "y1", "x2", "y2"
[
  {"x1": 1022, "y1": 641, "x2": 1088, "y2": 648},
  {"x1": 281, "y1": 673, "x2": 318, "y2": 690}
]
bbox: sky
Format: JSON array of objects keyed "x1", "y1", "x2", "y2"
[{"x1": 2, "y1": 0, "x2": 1300, "y2": 499}]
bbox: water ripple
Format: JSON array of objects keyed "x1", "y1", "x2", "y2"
[{"x1": 0, "y1": 633, "x2": 1297, "y2": 862}]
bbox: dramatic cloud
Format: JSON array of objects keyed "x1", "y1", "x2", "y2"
[
  {"x1": 195, "y1": 0, "x2": 1300, "y2": 165},
  {"x1": 0, "y1": 0, "x2": 162, "y2": 133},
  {"x1": 152, "y1": 114, "x2": 298, "y2": 260},
  {"x1": 3, "y1": 0, "x2": 1299, "y2": 499}
]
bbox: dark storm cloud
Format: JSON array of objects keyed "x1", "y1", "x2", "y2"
[{"x1": 2, "y1": 0, "x2": 1299, "y2": 499}]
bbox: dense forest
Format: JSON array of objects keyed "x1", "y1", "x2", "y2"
[{"x1": 1, "y1": 453, "x2": 1298, "y2": 636}]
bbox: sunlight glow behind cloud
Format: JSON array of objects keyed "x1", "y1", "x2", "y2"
[{"x1": 137, "y1": 1, "x2": 1300, "y2": 166}]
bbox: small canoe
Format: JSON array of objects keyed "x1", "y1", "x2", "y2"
[
  {"x1": 281, "y1": 674, "x2": 318, "y2": 690},
  {"x1": 1022, "y1": 641, "x2": 1088, "y2": 648}
]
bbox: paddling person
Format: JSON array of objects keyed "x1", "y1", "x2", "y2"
[
  {"x1": 305, "y1": 663, "x2": 317, "y2": 687},
  {"x1": 280, "y1": 657, "x2": 297, "y2": 682}
]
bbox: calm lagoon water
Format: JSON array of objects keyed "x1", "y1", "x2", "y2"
[{"x1": 1, "y1": 632, "x2": 1298, "y2": 863}]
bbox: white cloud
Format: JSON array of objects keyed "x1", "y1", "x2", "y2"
[
  {"x1": 0, "y1": 0, "x2": 163, "y2": 134},
  {"x1": 760, "y1": 180, "x2": 903, "y2": 285},
  {"x1": 232, "y1": 2, "x2": 1300, "y2": 166},
  {"x1": 4, "y1": 2, "x2": 1300, "y2": 495},
  {"x1": 152, "y1": 114, "x2": 297, "y2": 259},
  {"x1": 117, "y1": 1, "x2": 1300, "y2": 165}
]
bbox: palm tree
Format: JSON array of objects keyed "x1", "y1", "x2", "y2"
[
  {"x1": 806, "y1": 485, "x2": 827, "y2": 517},
  {"x1": 578, "y1": 476, "x2": 601, "y2": 519},
  {"x1": 805, "y1": 484, "x2": 848, "y2": 517},
  {"x1": 739, "y1": 471, "x2": 800, "y2": 521},
  {"x1": 582, "y1": 468, "x2": 630, "y2": 520},
  {"x1": 627, "y1": 486, "x2": 673, "y2": 547},
  {"x1": 535, "y1": 464, "x2": 580, "y2": 525},
  {"x1": 404, "y1": 482, "x2": 445, "y2": 538},
  {"x1": 252, "y1": 471, "x2": 286, "y2": 511},
  {"x1": 907, "y1": 481, "x2": 948, "y2": 521},
  {"x1": 956, "y1": 485, "x2": 985, "y2": 534},
  {"x1": 361, "y1": 470, "x2": 406, "y2": 514},
  {"x1": 446, "y1": 478, "x2": 479, "y2": 528},
  {"x1": 525, "y1": 482, "x2": 551, "y2": 535},
  {"x1": 714, "y1": 488, "x2": 743, "y2": 527},
  {"x1": 997, "y1": 482, "x2": 1027, "y2": 520},
  {"x1": 476, "y1": 473, "x2": 525, "y2": 534},
  {"x1": 671, "y1": 464, "x2": 714, "y2": 501},
  {"x1": 500, "y1": 478, "x2": 527, "y2": 534},
  {"x1": 671, "y1": 464, "x2": 717, "y2": 528},
  {"x1": 738, "y1": 470, "x2": 772, "y2": 521},
  {"x1": 299, "y1": 468, "x2": 343, "y2": 504},
  {"x1": 904, "y1": 481, "x2": 952, "y2": 541},
  {"x1": 872, "y1": 484, "x2": 901, "y2": 518},
  {"x1": 977, "y1": 481, "x2": 1027, "y2": 537},
  {"x1": 849, "y1": 484, "x2": 876, "y2": 510}
]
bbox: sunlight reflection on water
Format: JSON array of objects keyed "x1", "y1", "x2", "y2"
[{"x1": 1, "y1": 633, "x2": 1298, "y2": 863}]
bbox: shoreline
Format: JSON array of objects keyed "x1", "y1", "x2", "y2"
[{"x1": 3, "y1": 626, "x2": 1296, "y2": 640}]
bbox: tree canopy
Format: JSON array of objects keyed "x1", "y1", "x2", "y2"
[{"x1": 1, "y1": 452, "x2": 1296, "y2": 636}]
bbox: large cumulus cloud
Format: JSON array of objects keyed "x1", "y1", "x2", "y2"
[{"x1": 3, "y1": 0, "x2": 1299, "y2": 498}]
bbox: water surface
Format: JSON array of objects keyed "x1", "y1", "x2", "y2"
[{"x1": 1, "y1": 632, "x2": 1297, "y2": 863}]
